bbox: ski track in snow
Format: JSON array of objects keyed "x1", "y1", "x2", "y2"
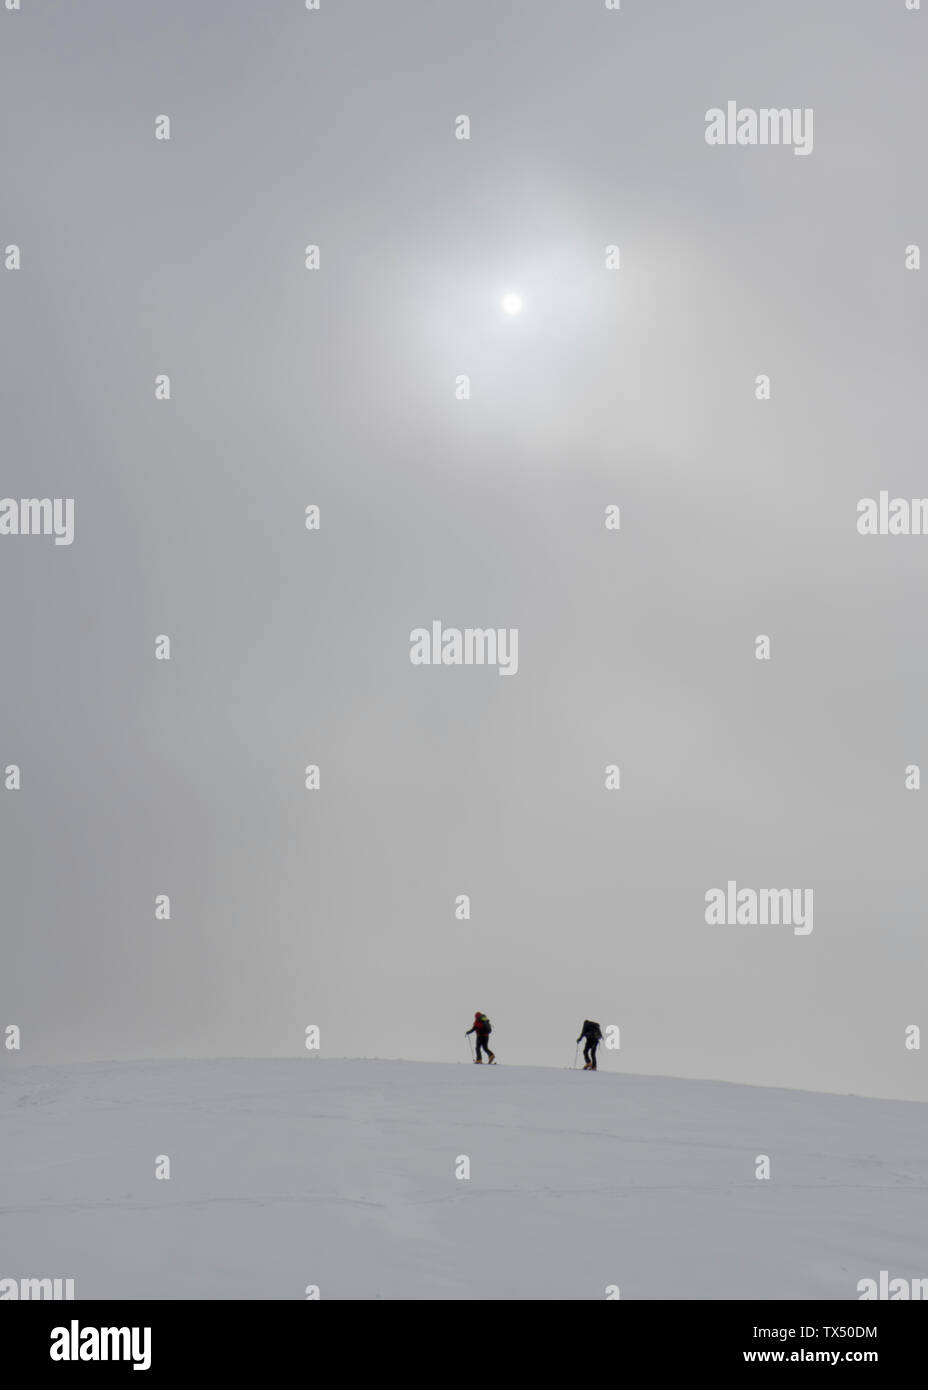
[{"x1": 0, "y1": 1058, "x2": 925, "y2": 1299}]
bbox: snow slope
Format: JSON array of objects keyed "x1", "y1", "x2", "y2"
[{"x1": 1, "y1": 1059, "x2": 925, "y2": 1299}]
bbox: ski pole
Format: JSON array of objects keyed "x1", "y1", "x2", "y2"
[
  {"x1": 467, "y1": 1034, "x2": 474, "y2": 1061},
  {"x1": 573, "y1": 1042, "x2": 579, "y2": 1069}
]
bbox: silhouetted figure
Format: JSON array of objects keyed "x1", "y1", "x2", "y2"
[
  {"x1": 466, "y1": 1012, "x2": 495, "y2": 1064},
  {"x1": 577, "y1": 1020, "x2": 602, "y2": 1070}
]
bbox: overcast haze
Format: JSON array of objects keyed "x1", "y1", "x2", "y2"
[{"x1": 1, "y1": 1, "x2": 926, "y2": 1101}]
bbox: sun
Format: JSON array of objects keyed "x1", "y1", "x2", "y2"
[{"x1": 501, "y1": 293, "x2": 523, "y2": 315}]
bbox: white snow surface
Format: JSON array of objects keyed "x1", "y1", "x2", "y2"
[{"x1": 1, "y1": 1059, "x2": 925, "y2": 1300}]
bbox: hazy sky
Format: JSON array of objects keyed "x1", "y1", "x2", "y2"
[{"x1": 2, "y1": 0, "x2": 926, "y2": 1101}]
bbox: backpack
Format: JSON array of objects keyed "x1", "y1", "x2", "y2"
[
  {"x1": 478, "y1": 1014, "x2": 492, "y2": 1034},
  {"x1": 584, "y1": 1020, "x2": 602, "y2": 1041}
]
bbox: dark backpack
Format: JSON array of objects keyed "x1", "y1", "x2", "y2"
[
  {"x1": 478, "y1": 1015, "x2": 492, "y2": 1034},
  {"x1": 583, "y1": 1020, "x2": 602, "y2": 1041}
]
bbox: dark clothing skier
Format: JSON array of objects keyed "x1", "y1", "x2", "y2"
[
  {"x1": 577, "y1": 1020, "x2": 602, "y2": 1070},
  {"x1": 466, "y1": 1012, "x2": 495, "y2": 1064}
]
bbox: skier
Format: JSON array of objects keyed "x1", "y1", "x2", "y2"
[
  {"x1": 577, "y1": 1020, "x2": 603, "y2": 1070},
  {"x1": 466, "y1": 1012, "x2": 495, "y2": 1064}
]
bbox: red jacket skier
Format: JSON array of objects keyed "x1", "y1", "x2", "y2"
[{"x1": 466, "y1": 1012, "x2": 495, "y2": 1064}]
